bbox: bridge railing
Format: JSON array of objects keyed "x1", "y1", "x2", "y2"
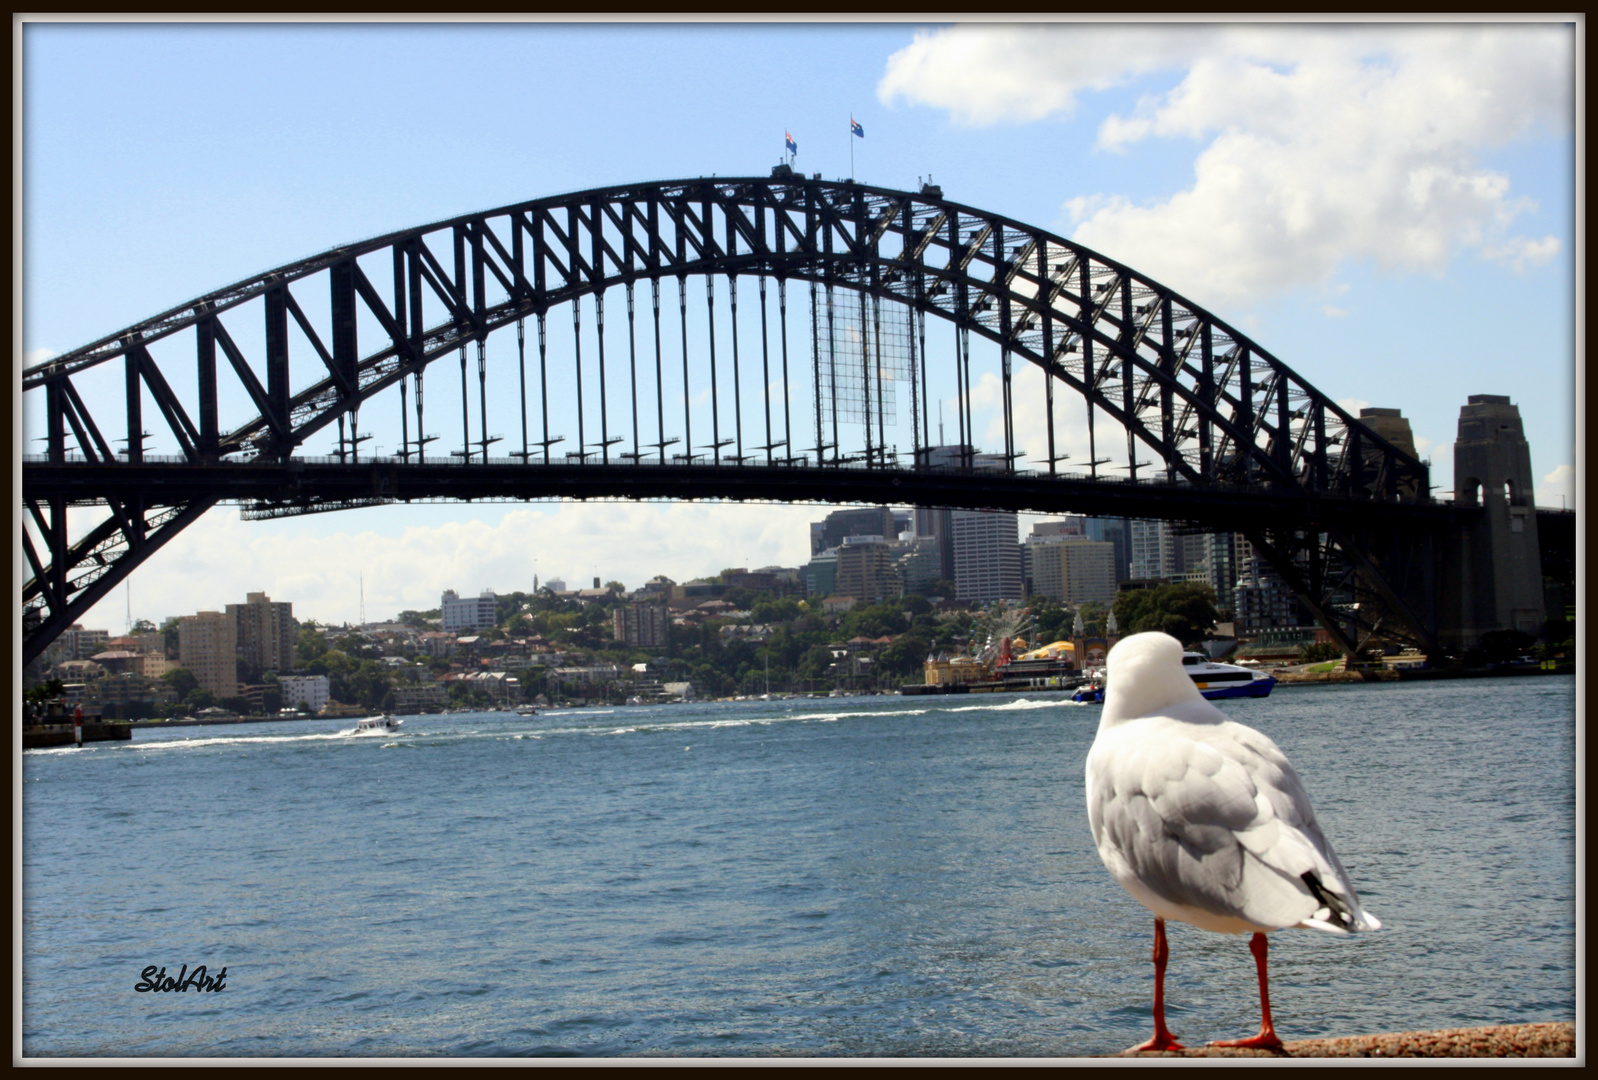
[{"x1": 24, "y1": 450, "x2": 1331, "y2": 508}]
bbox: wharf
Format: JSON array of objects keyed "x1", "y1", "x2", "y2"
[{"x1": 22, "y1": 720, "x2": 132, "y2": 749}]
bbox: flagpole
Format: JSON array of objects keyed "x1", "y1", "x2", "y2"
[{"x1": 850, "y1": 114, "x2": 855, "y2": 179}]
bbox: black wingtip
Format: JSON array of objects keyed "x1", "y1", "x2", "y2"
[{"x1": 1302, "y1": 871, "x2": 1355, "y2": 931}]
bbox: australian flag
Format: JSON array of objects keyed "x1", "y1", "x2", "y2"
[
  {"x1": 785, "y1": 130, "x2": 797, "y2": 155},
  {"x1": 851, "y1": 117, "x2": 864, "y2": 138}
]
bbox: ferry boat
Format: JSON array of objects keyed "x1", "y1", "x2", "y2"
[
  {"x1": 352, "y1": 714, "x2": 403, "y2": 734},
  {"x1": 1072, "y1": 653, "x2": 1276, "y2": 703}
]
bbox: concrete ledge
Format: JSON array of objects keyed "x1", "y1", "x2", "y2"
[{"x1": 1112, "y1": 1022, "x2": 1574, "y2": 1058}]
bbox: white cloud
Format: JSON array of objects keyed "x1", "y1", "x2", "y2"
[
  {"x1": 879, "y1": 24, "x2": 1223, "y2": 125},
  {"x1": 1322, "y1": 305, "x2": 1349, "y2": 318},
  {"x1": 66, "y1": 501, "x2": 825, "y2": 630},
  {"x1": 880, "y1": 23, "x2": 1572, "y2": 308},
  {"x1": 1481, "y1": 234, "x2": 1562, "y2": 272},
  {"x1": 1538, "y1": 462, "x2": 1574, "y2": 509},
  {"x1": 968, "y1": 367, "x2": 1137, "y2": 474},
  {"x1": 25, "y1": 347, "x2": 56, "y2": 366}
]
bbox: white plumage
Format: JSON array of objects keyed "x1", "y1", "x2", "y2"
[{"x1": 1085, "y1": 631, "x2": 1378, "y2": 1051}]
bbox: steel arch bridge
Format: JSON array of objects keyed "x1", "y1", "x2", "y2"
[{"x1": 22, "y1": 171, "x2": 1461, "y2": 668}]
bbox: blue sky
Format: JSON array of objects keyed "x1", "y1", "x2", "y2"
[{"x1": 18, "y1": 18, "x2": 1578, "y2": 629}]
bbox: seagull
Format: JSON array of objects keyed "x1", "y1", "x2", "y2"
[{"x1": 1084, "y1": 631, "x2": 1379, "y2": 1053}]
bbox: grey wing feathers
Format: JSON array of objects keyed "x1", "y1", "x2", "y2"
[{"x1": 1089, "y1": 709, "x2": 1376, "y2": 933}]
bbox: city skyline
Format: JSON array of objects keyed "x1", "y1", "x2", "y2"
[{"x1": 20, "y1": 17, "x2": 1577, "y2": 630}]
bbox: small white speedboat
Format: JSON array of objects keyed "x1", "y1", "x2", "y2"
[{"x1": 352, "y1": 714, "x2": 403, "y2": 734}]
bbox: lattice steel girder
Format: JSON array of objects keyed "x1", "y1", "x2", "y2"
[
  {"x1": 24, "y1": 176, "x2": 1427, "y2": 502},
  {"x1": 21, "y1": 498, "x2": 216, "y2": 668},
  {"x1": 24, "y1": 176, "x2": 1444, "y2": 665},
  {"x1": 24, "y1": 458, "x2": 1457, "y2": 536},
  {"x1": 1244, "y1": 510, "x2": 1458, "y2": 659}
]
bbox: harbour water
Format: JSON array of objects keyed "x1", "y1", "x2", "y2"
[{"x1": 21, "y1": 678, "x2": 1576, "y2": 1058}]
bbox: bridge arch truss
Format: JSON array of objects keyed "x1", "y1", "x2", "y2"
[{"x1": 23, "y1": 173, "x2": 1447, "y2": 666}]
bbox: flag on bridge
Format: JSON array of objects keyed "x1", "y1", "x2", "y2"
[
  {"x1": 851, "y1": 117, "x2": 864, "y2": 138},
  {"x1": 785, "y1": 130, "x2": 797, "y2": 155}
]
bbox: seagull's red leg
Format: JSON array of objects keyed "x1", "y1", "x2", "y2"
[
  {"x1": 1208, "y1": 932, "x2": 1286, "y2": 1051},
  {"x1": 1128, "y1": 918, "x2": 1185, "y2": 1052}
]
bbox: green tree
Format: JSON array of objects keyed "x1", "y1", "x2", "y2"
[
  {"x1": 296, "y1": 623, "x2": 330, "y2": 665},
  {"x1": 260, "y1": 676, "x2": 283, "y2": 713},
  {"x1": 839, "y1": 604, "x2": 909, "y2": 640},
  {"x1": 24, "y1": 678, "x2": 65, "y2": 705},
  {"x1": 751, "y1": 597, "x2": 801, "y2": 624},
  {"x1": 878, "y1": 635, "x2": 933, "y2": 679},
  {"x1": 1298, "y1": 642, "x2": 1342, "y2": 663},
  {"x1": 1113, "y1": 584, "x2": 1219, "y2": 646},
  {"x1": 162, "y1": 667, "x2": 201, "y2": 699}
]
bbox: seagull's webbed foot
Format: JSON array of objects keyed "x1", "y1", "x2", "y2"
[
  {"x1": 1128, "y1": 918, "x2": 1186, "y2": 1052},
  {"x1": 1207, "y1": 1030, "x2": 1284, "y2": 1052},
  {"x1": 1206, "y1": 932, "x2": 1286, "y2": 1051},
  {"x1": 1128, "y1": 1031, "x2": 1187, "y2": 1053}
]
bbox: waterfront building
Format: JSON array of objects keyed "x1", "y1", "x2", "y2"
[
  {"x1": 922, "y1": 652, "x2": 987, "y2": 686},
  {"x1": 51, "y1": 625, "x2": 111, "y2": 664},
  {"x1": 418, "y1": 631, "x2": 456, "y2": 658},
  {"x1": 227, "y1": 591, "x2": 295, "y2": 673},
  {"x1": 1205, "y1": 532, "x2": 1239, "y2": 614},
  {"x1": 1028, "y1": 538, "x2": 1118, "y2": 605},
  {"x1": 755, "y1": 566, "x2": 805, "y2": 594},
  {"x1": 278, "y1": 674, "x2": 331, "y2": 712},
  {"x1": 913, "y1": 505, "x2": 956, "y2": 583},
  {"x1": 835, "y1": 537, "x2": 900, "y2": 604},
  {"x1": 1128, "y1": 519, "x2": 1175, "y2": 581},
  {"x1": 892, "y1": 536, "x2": 944, "y2": 596},
  {"x1": 806, "y1": 549, "x2": 839, "y2": 599},
  {"x1": 812, "y1": 506, "x2": 895, "y2": 555},
  {"x1": 177, "y1": 611, "x2": 239, "y2": 699},
  {"x1": 1083, "y1": 517, "x2": 1132, "y2": 582},
  {"x1": 73, "y1": 626, "x2": 111, "y2": 660},
  {"x1": 1232, "y1": 556, "x2": 1312, "y2": 636},
  {"x1": 391, "y1": 682, "x2": 446, "y2": 713},
  {"x1": 951, "y1": 510, "x2": 1023, "y2": 602},
  {"x1": 1031, "y1": 518, "x2": 1087, "y2": 539},
  {"x1": 441, "y1": 589, "x2": 498, "y2": 633},
  {"x1": 614, "y1": 602, "x2": 670, "y2": 648}
]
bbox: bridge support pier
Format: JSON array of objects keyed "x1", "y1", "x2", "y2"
[{"x1": 1440, "y1": 396, "x2": 1546, "y2": 651}]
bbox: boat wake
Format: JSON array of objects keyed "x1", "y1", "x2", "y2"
[
  {"x1": 133, "y1": 731, "x2": 353, "y2": 752},
  {"x1": 946, "y1": 698, "x2": 1086, "y2": 713}
]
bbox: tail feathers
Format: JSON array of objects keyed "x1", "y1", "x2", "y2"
[{"x1": 1300, "y1": 871, "x2": 1381, "y2": 933}]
